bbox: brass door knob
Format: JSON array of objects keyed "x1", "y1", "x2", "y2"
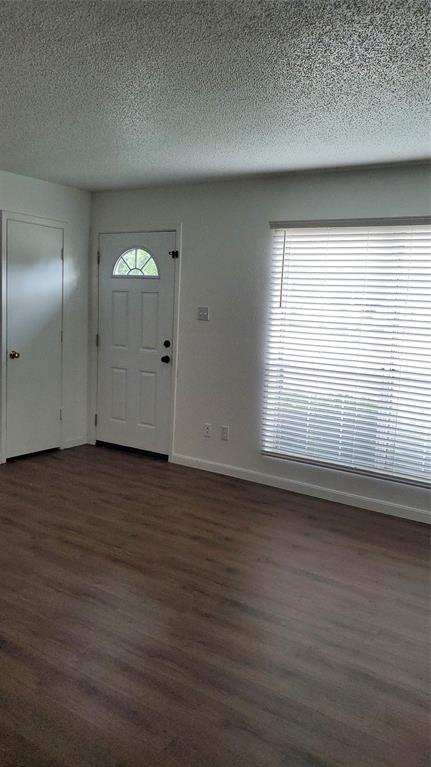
[{"x1": 9, "y1": 350, "x2": 20, "y2": 359}]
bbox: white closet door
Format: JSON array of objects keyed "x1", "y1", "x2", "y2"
[{"x1": 6, "y1": 218, "x2": 63, "y2": 459}]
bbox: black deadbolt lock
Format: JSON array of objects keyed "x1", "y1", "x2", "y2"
[{"x1": 163, "y1": 340, "x2": 171, "y2": 348}]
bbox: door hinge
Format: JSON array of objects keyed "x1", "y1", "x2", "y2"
[
  {"x1": 169, "y1": 250, "x2": 179, "y2": 259},
  {"x1": 60, "y1": 330, "x2": 63, "y2": 343},
  {"x1": 60, "y1": 408, "x2": 63, "y2": 421},
  {"x1": 96, "y1": 333, "x2": 100, "y2": 347},
  {"x1": 97, "y1": 251, "x2": 101, "y2": 265},
  {"x1": 61, "y1": 247, "x2": 64, "y2": 261},
  {"x1": 94, "y1": 414, "x2": 98, "y2": 427}
]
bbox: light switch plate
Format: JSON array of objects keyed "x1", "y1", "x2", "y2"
[{"x1": 198, "y1": 306, "x2": 209, "y2": 321}]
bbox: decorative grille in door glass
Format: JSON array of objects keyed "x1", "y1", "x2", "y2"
[{"x1": 113, "y1": 248, "x2": 159, "y2": 277}]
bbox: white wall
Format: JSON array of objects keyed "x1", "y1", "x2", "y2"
[
  {"x1": 0, "y1": 170, "x2": 91, "y2": 448},
  {"x1": 91, "y1": 163, "x2": 431, "y2": 522}
]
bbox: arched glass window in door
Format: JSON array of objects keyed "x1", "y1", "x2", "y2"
[{"x1": 113, "y1": 248, "x2": 159, "y2": 277}]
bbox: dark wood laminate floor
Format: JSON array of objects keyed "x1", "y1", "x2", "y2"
[{"x1": 0, "y1": 445, "x2": 429, "y2": 767}]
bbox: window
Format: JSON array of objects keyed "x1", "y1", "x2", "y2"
[
  {"x1": 262, "y1": 221, "x2": 431, "y2": 485},
  {"x1": 113, "y1": 248, "x2": 159, "y2": 277}
]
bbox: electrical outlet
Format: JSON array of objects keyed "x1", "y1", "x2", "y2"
[
  {"x1": 198, "y1": 306, "x2": 209, "y2": 321},
  {"x1": 203, "y1": 423, "x2": 212, "y2": 438},
  {"x1": 221, "y1": 425, "x2": 230, "y2": 441}
]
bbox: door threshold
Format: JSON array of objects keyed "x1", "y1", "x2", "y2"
[{"x1": 96, "y1": 441, "x2": 168, "y2": 461}]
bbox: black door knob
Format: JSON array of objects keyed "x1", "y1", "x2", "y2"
[{"x1": 161, "y1": 355, "x2": 171, "y2": 363}]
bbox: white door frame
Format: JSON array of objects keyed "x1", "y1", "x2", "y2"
[
  {"x1": 88, "y1": 224, "x2": 182, "y2": 459},
  {"x1": 0, "y1": 210, "x2": 66, "y2": 464}
]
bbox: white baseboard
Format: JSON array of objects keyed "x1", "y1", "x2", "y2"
[
  {"x1": 171, "y1": 453, "x2": 430, "y2": 525},
  {"x1": 61, "y1": 437, "x2": 89, "y2": 449}
]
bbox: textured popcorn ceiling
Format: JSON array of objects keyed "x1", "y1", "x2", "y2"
[{"x1": 0, "y1": 0, "x2": 429, "y2": 190}]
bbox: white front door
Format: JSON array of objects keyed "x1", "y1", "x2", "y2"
[
  {"x1": 5, "y1": 217, "x2": 63, "y2": 459},
  {"x1": 97, "y1": 231, "x2": 176, "y2": 454}
]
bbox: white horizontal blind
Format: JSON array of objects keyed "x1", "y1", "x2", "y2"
[{"x1": 262, "y1": 223, "x2": 431, "y2": 484}]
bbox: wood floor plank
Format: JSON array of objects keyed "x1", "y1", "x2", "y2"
[{"x1": 0, "y1": 445, "x2": 429, "y2": 767}]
